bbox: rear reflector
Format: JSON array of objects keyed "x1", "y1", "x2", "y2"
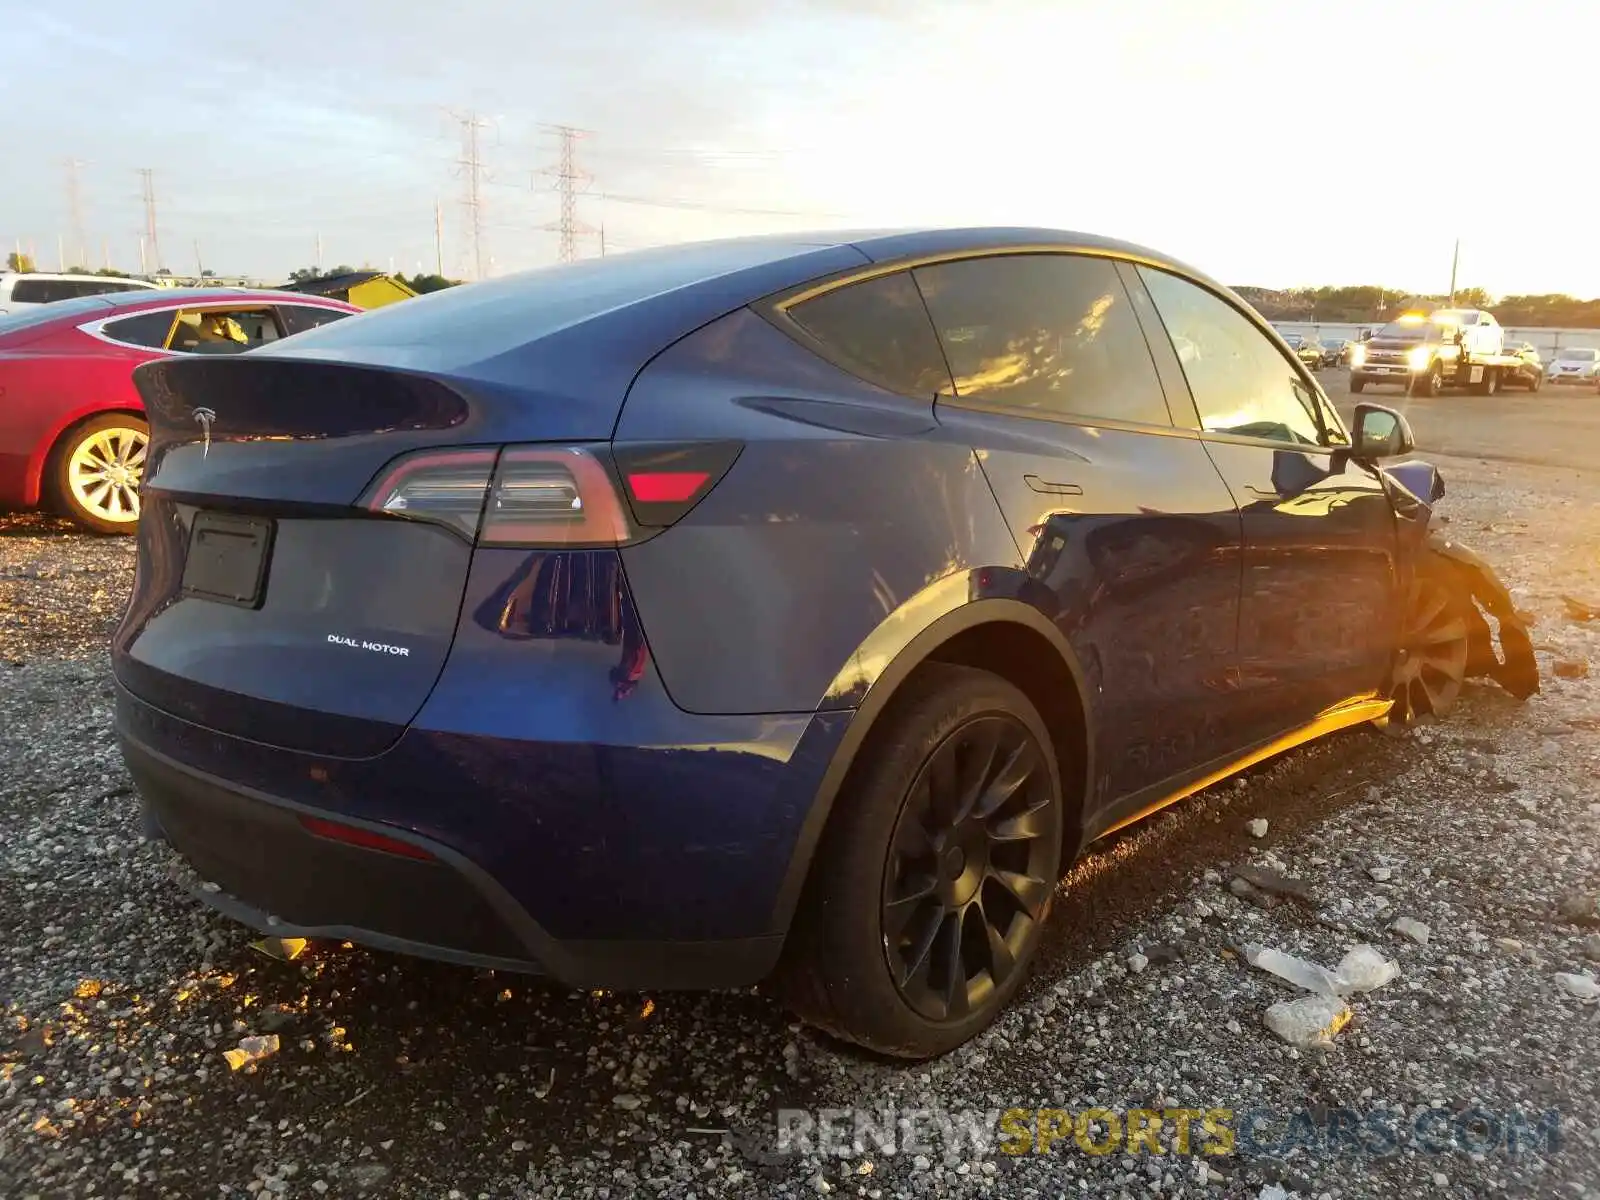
[
  {"x1": 626, "y1": 471, "x2": 710, "y2": 504},
  {"x1": 299, "y1": 815, "x2": 435, "y2": 860},
  {"x1": 613, "y1": 441, "x2": 742, "y2": 527}
]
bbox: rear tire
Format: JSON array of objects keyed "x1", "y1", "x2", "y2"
[
  {"x1": 777, "y1": 664, "x2": 1064, "y2": 1059},
  {"x1": 1350, "y1": 376, "x2": 1366, "y2": 394},
  {"x1": 1415, "y1": 362, "x2": 1443, "y2": 398},
  {"x1": 1530, "y1": 372, "x2": 1542, "y2": 392},
  {"x1": 45, "y1": 413, "x2": 148, "y2": 535},
  {"x1": 1473, "y1": 366, "x2": 1500, "y2": 397}
]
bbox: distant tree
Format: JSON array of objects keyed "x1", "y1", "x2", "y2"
[
  {"x1": 6, "y1": 251, "x2": 35, "y2": 272},
  {"x1": 156, "y1": 268, "x2": 173, "y2": 276},
  {"x1": 1453, "y1": 287, "x2": 1492, "y2": 309},
  {"x1": 66, "y1": 265, "x2": 93, "y2": 275},
  {"x1": 406, "y1": 273, "x2": 459, "y2": 294},
  {"x1": 94, "y1": 267, "x2": 133, "y2": 278},
  {"x1": 288, "y1": 264, "x2": 354, "y2": 283},
  {"x1": 202, "y1": 269, "x2": 217, "y2": 278}
]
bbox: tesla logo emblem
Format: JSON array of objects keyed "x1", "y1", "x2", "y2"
[{"x1": 192, "y1": 407, "x2": 216, "y2": 458}]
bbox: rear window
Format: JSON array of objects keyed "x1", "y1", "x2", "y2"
[
  {"x1": 785, "y1": 272, "x2": 952, "y2": 397},
  {"x1": 0, "y1": 293, "x2": 117, "y2": 334},
  {"x1": 101, "y1": 309, "x2": 177, "y2": 349}
]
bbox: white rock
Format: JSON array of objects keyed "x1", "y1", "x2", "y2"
[
  {"x1": 1128, "y1": 953, "x2": 1149, "y2": 974},
  {"x1": 1391, "y1": 917, "x2": 1431, "y2": 945},
  {"x1": 1260, "y1": 1185, "x2": 1290, "y2": 1200},
  {"x1": 1368, "y1": 866, "x2": 1393, "y2": 882},
  {"x1": 1555, "y1": 972, "x2": 1600, "y2": 1001},
  {"x1": 613, "y1": 1094, "x2": 644, "y2": 1110},
  {"x1": 1246, "y1": 819, "x2": 1269, "y2": 839},
  {"x1": 1263, "y1": 995, "x2": 1352, "y2": 1048}
]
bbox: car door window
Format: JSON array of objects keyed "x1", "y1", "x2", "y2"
[
  {"x1": 783, "y1": 271, "x2": 953, "y2": 397},
  {"x1": 913, "y1": 253, "x2": 1172, "y2": 426},
  {"x1": 1137, "y1": 267, "x2": 1323, "y2": 446},
  {"x1": 100, "y1": 309, "x2": 178, "y2": 349},
  {"x1": 278, "y1": 304, "x2": 355, "y2": 337},
  {"x1": 168, "y1": 308, "x2": 281, "y2": 354}
]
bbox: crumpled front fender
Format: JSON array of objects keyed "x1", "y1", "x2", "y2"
[{"x1": 1426, "y1": 530, "x2": 1540, "y2": 700}]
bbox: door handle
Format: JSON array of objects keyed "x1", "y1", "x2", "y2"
[{"x1": 1024, "y1": 475, "x2": 1083, "y2": 496}]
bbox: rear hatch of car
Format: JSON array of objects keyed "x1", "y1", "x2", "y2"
[
  {"x1": 115, "y1": 355, "x2": 626, "y2": 757},
  {"x1": 113, "y1": 240, "x2": 867, "y2": 758}
]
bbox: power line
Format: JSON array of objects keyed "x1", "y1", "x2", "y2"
[
  {"x1": 137, "y1": 168, "x2": 162, "y2": 272},
  {"x1": 448, "y1": 110, "x2": 490, "y2": 280},
  {"x1": 538, "y1": 125, "x2": 594, "y2": 264}
]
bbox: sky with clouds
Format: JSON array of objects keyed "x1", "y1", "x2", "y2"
[{"x1": 5, "y1": 0, "x2": 1597, "y2": 296}]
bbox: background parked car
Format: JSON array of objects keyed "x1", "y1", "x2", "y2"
[
  {"x1": 1503, "y1": 342, "x2": 1545, "y2": 390},
  {"x1": 1320, "y1": 338, "x2": 1354, "y2": 368},
  {"x1": 1291, "y1": 335, "x2": 1326, "y2": 370},
  {"x1": 0, "y1": 289, "x2": 358, "y2": 532},
  {"x1": 1547, "y1": 346, "x2": 1600, "y2": 386},
  {"x1": 0, "y1": 271, "x2": 158, "y2": 315}
]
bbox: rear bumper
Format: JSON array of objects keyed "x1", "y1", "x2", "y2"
[{"x1": 116, "y1": 678, "x2": 851, "y2": 989}]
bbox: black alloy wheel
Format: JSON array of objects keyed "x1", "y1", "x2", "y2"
[
  {"x1": 881, "y1": 713, "x2": 1060, "y2": 1023},
  {"x1": 1389, "y1": 567, "x2": 1470, "y2": 722},
  {"x1": 777, "y1": 664, "x2": 1065, "y2": 1059}
]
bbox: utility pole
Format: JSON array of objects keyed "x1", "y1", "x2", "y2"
[
  {"x1": 102, "y1": 238, "x2": 110, "y2": 270},
  {"x1": 448, "y1": 111, "x2": 489, "y2": 281},
  {"x1": 434, "y1": 198, "x2": 444, "y2": 277},
  {"x1": 1448, "y1": 238, "x2": 1460, "y2": 304},
  {"x1": 57, "y1": 234, "x2": 66, "y2": 272},
  {"x1": 194, "y1": 239, "x2": 203, "y2": 280},
  {"x1": 138, "y1": 236, "x2": 147, "y2": 275},
  {"x1": 65, "y1": 158, "x2": 88, "y2": 268},
  {"x1": 137, "y1": 168, "x2": 162, "y2": 272},
  {"x1": 538, "y1": 124, "x2": 594, "y2": 263},
  {"x1": 315, "y1": 232, "x2": 323, "y2": 273},
  {"x1": 599, "y1": 223, "x2": 606, "y2": 257}
]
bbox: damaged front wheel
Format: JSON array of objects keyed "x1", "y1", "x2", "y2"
[{"x1": 1388, "y1": 565, "x2": 1471, "y2": 723}]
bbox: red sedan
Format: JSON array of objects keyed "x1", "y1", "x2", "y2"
[{"x1": 0, "y1": 288, "x2": 359, "y2": 532}]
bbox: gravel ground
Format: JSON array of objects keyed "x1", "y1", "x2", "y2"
[{"x1": 4, "y1": 451, "x2": 1600, "y2": 1199}]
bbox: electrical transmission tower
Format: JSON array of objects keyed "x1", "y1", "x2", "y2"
[
  {"x1": 137, "y1": 168, "x2": 162, "y2": 273},
  {"x1": 65, "y1": 159, "x2": 88, "y2": 269},
  {"x1": 448, "y1": 111, "x2": 490, "y2": 281},
  {"x1": 538, "y1": 125, "x2": 594, "y2": 263}
]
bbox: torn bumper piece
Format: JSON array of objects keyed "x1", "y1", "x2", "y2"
[{"x1": 1427, "y1": 530, "x2": 1540, "y2": 701}]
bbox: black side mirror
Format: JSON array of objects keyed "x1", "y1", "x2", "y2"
[{"x1": 1351, "y1": 403, "x2": 1414, "y2": 460}]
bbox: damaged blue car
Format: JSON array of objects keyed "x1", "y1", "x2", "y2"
[{"x1": 114, "y1": 229, "x2": 1538, "y2": 1059}]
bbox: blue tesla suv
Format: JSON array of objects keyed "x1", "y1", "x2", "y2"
[{"x1": 115, "y1": 228, "x2": 1494, "y2": 1058}]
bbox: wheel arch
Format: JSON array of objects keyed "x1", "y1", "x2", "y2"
[{"x1": 771, "y1": 598, "x2": 1095, "y2": 936}]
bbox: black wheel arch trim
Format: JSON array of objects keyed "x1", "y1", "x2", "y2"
[{"x1": 771, "y1": 595, "x2": 1096, "y2": 937}]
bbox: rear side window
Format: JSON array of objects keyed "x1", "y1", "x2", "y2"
[
  {"x1": 168, "y1": 308, "x2": 282, "y2": 354},
  {"x1": 912, "y1": 254, "x2": 1172, "y2": 427},
  {"x1": 279, "y1": 305, "x2": 354, "y2": 336},
  {"x1": 101, "y1": 309, "x2": 177, "y2": 348},
  {"x1": 1138, "y1": 267, "x2": 1323, "y2": 446},
  {"x1": 785, "y1": 272, "x2": 952, "y2": 397},
  {"x1": 11, "y1": 279, "x2": 77, "y2": 304}
]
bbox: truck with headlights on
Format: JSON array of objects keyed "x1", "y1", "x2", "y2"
[{"x1": 1349, "y1": 308, "x2": 1525, "y2": 397}]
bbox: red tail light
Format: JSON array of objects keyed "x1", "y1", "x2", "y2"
[
  {"x1": 299, "y1": 815, "x2": 435, "y2": 860},
  {"x1": 358, "y1": 441, "x2": 741, "y2": 545}
]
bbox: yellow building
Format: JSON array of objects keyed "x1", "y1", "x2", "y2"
[{"x1": 280, "y1": 270, "x2": 417, "y2": 310}]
